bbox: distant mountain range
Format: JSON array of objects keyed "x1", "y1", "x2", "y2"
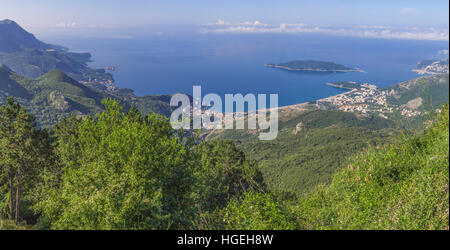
[
  {"x1": 0, "y1": 19, "x2": 113, "y2": 83},
  {"x1": 0, "y1": 19, "x2": 174, "y2": 127}
]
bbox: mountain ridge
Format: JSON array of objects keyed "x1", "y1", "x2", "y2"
[
  {"x1": 0, "y1": 19, "x2": 112, "y2": 83},
  {"x1": 0, "y1": 67, "x2": 173, "y2": 127},
  {"x1": 0, "y1": 19, "x2": 58, "y2": 52}
]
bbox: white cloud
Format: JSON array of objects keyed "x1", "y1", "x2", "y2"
[
  {"x1": 214, "y1": 19, "x2": 231, "y2": 26},
  {"x1": 56, "y1": 21, "x2": 79, "y2": 28},
  {"x1": 282, "y1": 23, "x2": 307, "y2": 27},
  {"x1": 353, "y1": 25, "x2": 391, "y2": 30},
  {"x1": 240, "y1": 20, "x2": 268, "y2": 26},
  {"x1": 199, "y1": 22, "x2": 449, "y2": 41},
  {"x1": 253, "y1": 20, "x2": 267, "y2": 26}
]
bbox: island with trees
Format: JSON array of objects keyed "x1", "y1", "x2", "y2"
[{"x1": 265, "y1": 60, "x2": 364, "y2": 73}]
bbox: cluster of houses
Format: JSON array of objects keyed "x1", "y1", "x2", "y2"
[
  {"x1": 318, "y1": 83, "x2": 421, "y2": 117},
  {"x1": 413, "y1": 60, "x2": 449, "y2": 75}
]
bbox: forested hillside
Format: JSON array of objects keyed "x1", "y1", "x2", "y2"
[
  {"x1": 0, "y1": 65, "x2": 173, "y2": 127},
  {"x1": 385, "y1": 73, "x2": 449, "y2": 111},
  {"x1": 295, "y1": 104, "x2": 449, "y2": 229},
  {"x1": 0, "y1": 19, "x2": 112, "y2": 82},
  {"x1": 208, "y1": 109, "x2": 399, "y2": 194}
]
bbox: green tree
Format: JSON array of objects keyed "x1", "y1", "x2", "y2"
[
  {"x1": 37, "y1": 99, "x2": 195, "y2": 229},
  {"x1": 48, "y1": 114, "x2": 83, "y2": 184},
  {"x1": 222, "y1": 191, "x2": 298, "y2": 230},
  {"x1": 193, "y1": 140, "x2": 264, "y2": 212},
  {"x1": 0, "y1": 97, "x2": 51, "y2": 223}
]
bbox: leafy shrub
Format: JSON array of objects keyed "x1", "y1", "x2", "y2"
[
  {"x1": 296, "y1": 104, "x2": 449, "y2": 230},
  {"x1": 222, "y1": 191, "x2": 298, "y2": 230}
]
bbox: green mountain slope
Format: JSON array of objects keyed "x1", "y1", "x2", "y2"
[
  {"x1": 0, "y1": 19, "x2": 112, "y2": 83},
  {"x1": 296, "y1": 104, "x2": 449, "y2": 230},
  {"x1": 0, "y1": 64, "x2": 31, "y2": 99},
  {"x1": 0, "y1": 66, "x2": 173, "y2": 127},
  {"x1": 0, "y1": 19, "x2": 55, "y2": 52},
  {"x1": 208, "y1": 109, "x2": 399, "y2": 194},
  {"x1": 385, "y1": 74, "x2": 449, "y2": 111}
]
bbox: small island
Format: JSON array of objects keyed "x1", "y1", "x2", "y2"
[
  {"x1": 326, "y1": 81, "x2": 367, "y2": 90},
  {"x1": 265, "y1": 60, "x2": 364, "y2": 73}
]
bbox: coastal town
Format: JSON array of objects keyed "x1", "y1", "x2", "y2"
[
  {"x1": 191, "y1": 79, "x2": 430, "y2": 131},
  {"x1": 315, "y1": 81, "x2": 422, "y2": 118},
  {"x1": 314, "y1": 59, "x2": 448, "y2": 118},
  {"x1": 412, "y1": 59, "x2": 449, "y2": 75},
  {"x1": 79, "y1": 66, "x2": 117, "y2": 91}
]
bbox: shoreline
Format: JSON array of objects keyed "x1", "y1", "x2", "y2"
[
  {"x1": 277, "y1": 90, "x2": 352, "y2": 111},
  {"x1": 278, "y1": 73, "x2": 446, "y2": 112}
]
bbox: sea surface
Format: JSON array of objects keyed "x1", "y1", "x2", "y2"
[{"x1": 42, "y1": 32, "x2": 448, "y2": 107}]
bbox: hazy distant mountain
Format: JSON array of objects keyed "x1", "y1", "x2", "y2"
[
  {"x1": 0, "y1": 19, "x2": 58, "y2": 52},
  {"x1": 0, "y1": 19, "x2": 175, "y2": 127},
  {"x1": 0, "y1": 19, "x2": 112, "y2": 82}
]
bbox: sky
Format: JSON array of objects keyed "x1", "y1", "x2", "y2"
[{"x1": 1, "y1": 0, "x2": 449, "y2": 40}]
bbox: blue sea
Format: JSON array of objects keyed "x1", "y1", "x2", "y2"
[{"x1": 43, "y1": 32, "x2": 448, "y2": 107}]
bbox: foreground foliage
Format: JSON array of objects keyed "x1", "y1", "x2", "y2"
[
  {"x1": 222, "y1": 191, "x2": 298, "y2": 230},
  {"x1": 33, "y1": 100, "x2": 263, "y2": 229},
  {"x1": 37, "y1": 100, "x2": 194, "y2": 229},
  {"x1": 0, "y1": 97, "x2": 54, "y2": 224},
  {"x1": 296, "y1": 104, "x2": 449, "y2": 229}
]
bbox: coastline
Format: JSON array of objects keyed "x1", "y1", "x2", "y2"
[{"x1": 277, "y1": 90, "x2": 353, "y2": 111}]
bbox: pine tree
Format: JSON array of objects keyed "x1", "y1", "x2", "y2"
[{"x1": 0, "y1": 97, "x2": 51, "y2": 223}]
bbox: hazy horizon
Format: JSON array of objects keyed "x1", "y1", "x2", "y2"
[{"x1": 1, "y1": 0, "x2": 449, "y2": 41}]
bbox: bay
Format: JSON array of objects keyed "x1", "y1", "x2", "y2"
[{"x1": 43, "y1": 32, "x2": 448, "y2": 107}]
